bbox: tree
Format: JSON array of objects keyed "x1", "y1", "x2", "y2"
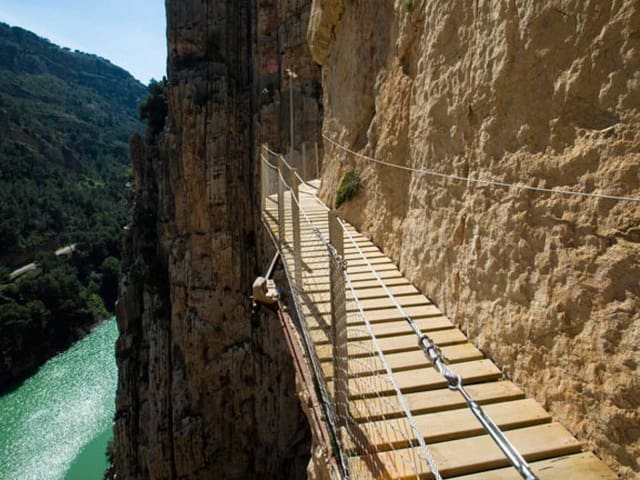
[
  {"x1": 100, "y1": 256, "x2": 121, "y2": 309},
  {"x1": 138, "y1": 78, "x2": 168, "y2": 135},
  {"x1": 0, "y1": 265, "x2": 9, "y2": 283}
]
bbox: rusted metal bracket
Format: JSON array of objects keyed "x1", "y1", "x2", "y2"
[{"x1": 276, "y1": 302, "x2": 343, "y2": 480}]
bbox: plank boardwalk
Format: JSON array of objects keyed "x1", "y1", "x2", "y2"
[{"x1": 263, "y1": 179, "x2": 616, "y2": 480}]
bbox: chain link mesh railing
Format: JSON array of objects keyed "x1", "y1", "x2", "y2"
[{"x1": 260, "y1": 146, "x2": 439, "y2": 479}]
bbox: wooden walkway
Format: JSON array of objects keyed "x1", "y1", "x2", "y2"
[{"x1": 262, "y1": 178, "x2": 616, "y2": 480}]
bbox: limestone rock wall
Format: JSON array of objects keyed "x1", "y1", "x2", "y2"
[
  {"x1": 255, "y1": 0, "x2": 323, "y2": 157},
  {"x1": 114, "y1": 1, "x2": 322, "y2": 478},
  {"x1": 312, "y1": 1, "x2": 640, "y2": 477}
]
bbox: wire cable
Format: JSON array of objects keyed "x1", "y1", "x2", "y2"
[
  {"x1": 339, "y1": 220, "x2": 538, "y2": 480},
  {"x1": 324, "y1": 134, "x2": 640, "y2": 203}
]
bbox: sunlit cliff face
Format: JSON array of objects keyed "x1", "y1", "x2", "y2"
[
  {"x1": 312, "y1": 1, "x2": 640, "y2": 477},
  {"x1": 113, "y1": 1, "x2": 322, "y2": 479}
]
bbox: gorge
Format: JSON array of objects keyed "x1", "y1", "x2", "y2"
[{"x1": 114, "y1": 1, "x2": 639, "y2": 479}]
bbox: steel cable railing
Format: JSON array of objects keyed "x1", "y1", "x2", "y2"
[
  {"x1": 260, "y1": 148, "x2": 436, "y2": 479},
  {"x1": 323, "y1": 134, "x2": 640, "y2": 204},
  {"x1": 339, "y1": 219, "x2": 538, "y2": 480},
  {"x1": 260, "y1": 143, "x2": 543, "y2": 479}
]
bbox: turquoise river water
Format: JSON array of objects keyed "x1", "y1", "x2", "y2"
[{"x1": 0, "y1": 318, "x2": 118, "y2": 480}]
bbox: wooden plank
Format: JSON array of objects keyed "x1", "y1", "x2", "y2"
[
  {"x1": 438, "y1": 343, "x2": 485, "y2": 362},
  {"x1": 347, "y1": 276, "x2": 410, "y2": 289},
  {"x1": 348, "y1": 269, "x2": 404, "y2": 282},
  {"x1": 306, "y1": 291, "x2": 431, "y2": 312},
  {"x1": 347, "y1": 284, "x2": 420, "y2": 299},
  {"x1": 347, "y1": 423, "x2": 583, "y2": 479},
  {"x1": 308, "y1": 315, "x2": 453, "y2": 339},
  {"x1": 345, "y1": 359, "x2": 502, "y2": 399},
  {"x1": 359, "y1": 315, "x2": 452, "y2": 337},
  {"x1": 347, "y1": 263, "x2": 399, "y2": 274},
  {"x1": 307, "y1": 316, "x2": 454, "y2": 345},
  {"x1": 303, "y1": 254, "x2": 392, "y2": 268},
  {"x1": 301, "y1": 276, "x2": 412, "y2": 294},
  {"x1": 354, "y1": 304, "x2": 443, "y2": 323},
  {"x1": 449, "y1": 452, "x2": 617, "y2": 480},
  {"x1": 321, "y1": 343, "x2": 484, "y2": 378},
  {"x1": 350, "y1": 329, "x2": 468, "y2": 355},
  {"x1": 302, "y1": 304, "x2": 443, "y2": 324},
  {"x1": 350, "y1": 381, "x2": 525, "y2": 421},
  {"x1": 368, "y1": 399, "x2": 551, "y2": 449},
  {"x1": 300, "y1": 248, "x2": 384, "y2": 260},
  {"x1": 307, "y1": 284, "x2": 420, "y2": 309},
  {"x1": 350, "y1": 294, "x2": 431, "y2": 312},
  {"x1": 299, "y1": 231, "x2": 367, "y2": 241},
  {"x1": 315, "y1": 329, "x2": 468, "y2": 360},
  {"x1": 300, "y1": 242, "x2": 380, "y2": 251},
  {"x1": 353, "y1": 399, "x2": 550, "y2": 450},
  {"x1": 303, "y1": 265, "x2": 402, "y2": 281}
]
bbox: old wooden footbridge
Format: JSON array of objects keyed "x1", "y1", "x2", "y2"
[{"x1": 258, "y1": 145, "x2": 617, "y2": 480}]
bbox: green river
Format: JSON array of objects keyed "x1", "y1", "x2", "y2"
[{"x1": 0, "y1": 318, "x2": 118, "y2": 480}]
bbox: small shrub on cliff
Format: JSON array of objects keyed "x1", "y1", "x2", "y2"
[
  {"x1": 403, "y1": 0, "x2": 414, "y2": 11},
  {"x1": 336, "y1": 169, "x2": 362, "y2": 208},
  {"x1": 139, "y1": 78, "x2": 168, "y2": 135},
  {"x1": 0, "y1": 266, "x2": 9, "y2": 283}
]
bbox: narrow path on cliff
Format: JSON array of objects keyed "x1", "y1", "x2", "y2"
[{"x1": 258, "y1": 146, "x2": 617, "y2": 480}]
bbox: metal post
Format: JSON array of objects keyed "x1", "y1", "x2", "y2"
[
  {"x1": 286, "y1": 68, "x2": 297, "y2": 160},
  {"x1": 289, "y1": 79, "x2": 294, "y2": 158},
  {"x1": 315, "y1": 141, "x2": 320, "y2": 179},
  {"x1": 290, "y1": 168, "x2": 302, "y2": 291},
  {"x1": 277, "y1": 155, "x2": 286, "y2": 247},
  {"x1": 260, "y1": 145, "x2": 267, "y2": 216},
  {"x1": 302, "y1": 142, "x2": 307, "y2": 181},
  {"x1": 329, "y1": 210, "x2": 348, "y2": 425}
]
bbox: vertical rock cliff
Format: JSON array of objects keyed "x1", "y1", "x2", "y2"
[
  {"x1": 312, "y1": 1, "x2": 639, "y2": 477},
  {"x1": 115, "y1": 1, "x2": 321, "y2": 479}
]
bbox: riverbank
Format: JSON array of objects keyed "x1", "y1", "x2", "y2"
[
  {"x1": 0, "y1": 313, "x2": 108, "y2": 395},
  {"x1": 0, "y1": 249, "x2": 120, "y2": 393}
]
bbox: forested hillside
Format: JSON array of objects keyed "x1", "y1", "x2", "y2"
[
  {"x1": 0, "y1": 22, "x2": 145, "y2": 260},
  {"x1": 0, "y1": 22, "x2": 148, "y2": 390}
]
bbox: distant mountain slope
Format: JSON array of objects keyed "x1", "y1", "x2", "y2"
[
  {"x1": 0, "y1": 22, "x2": 151, "y2": 391},
  {"x1": 0, "y1": 22, "x2": 146, "y2": 262}
]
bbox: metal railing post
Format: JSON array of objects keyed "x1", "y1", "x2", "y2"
[
  {"x1": 329, "y1": 209, "x2": 348, "y2": 425},
  {"x1": 277, "y1": 155, "x2": 286, "y2": 247},
  {"x1": 290, "y1": 168, "x2": 302, "y2": 290},
  {"x1": 260, "y1": 144, "x2": 267, "y2": 216},
  {"x1": 302, "y1": 142, "x2": 307, "y2": 181},
  {"x1": 315, "y1": 141, "x2": 320, "y2": 179}
]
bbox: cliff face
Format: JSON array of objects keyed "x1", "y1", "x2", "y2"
[
  {"x1": 114, "y1": 1, "x2": 321, "y2": 479},
  {"x1": 312, "y1": 0, "x2": 639, "y2": 477}
]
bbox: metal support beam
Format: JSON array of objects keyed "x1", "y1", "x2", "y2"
[
  {"x1": 290, "y1": 168, "x2": 302, "y2": 290},
  {"x1": 277, "y1": 155, "x2": 286, "y2": 247},
  {"x1": 260, "y1": 145, "x2": 267, "y2": 215},
  {"x1": 302, "y1": 142, "x2": 307, "y2": 182},
  {"x1": 329, "y1": 209, "x2": 348, "y2": 426}
]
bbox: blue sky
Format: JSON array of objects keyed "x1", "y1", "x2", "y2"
[{"x1": 0, "y1": 0, "x2": 166, "y2": 84}]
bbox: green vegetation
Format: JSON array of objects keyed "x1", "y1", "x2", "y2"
[
  {"x1": 0, "y1": 23, "x2": 145, "y2": 257},
  {"x1": 403, "y1": 0, "x2": 414, "y2": 11},
  {"x1": 0, "y1": 254, "x2": 119, "y2": 388},
  {"x1": 138, "y1": 78, "x2": 167, "y2": 136},
  {"x1": 0, "y1": 22, "x2": 146, "y2": 390},
  {"x1": 335, "y1": 169, "x2": 362, "y2": 208}
]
